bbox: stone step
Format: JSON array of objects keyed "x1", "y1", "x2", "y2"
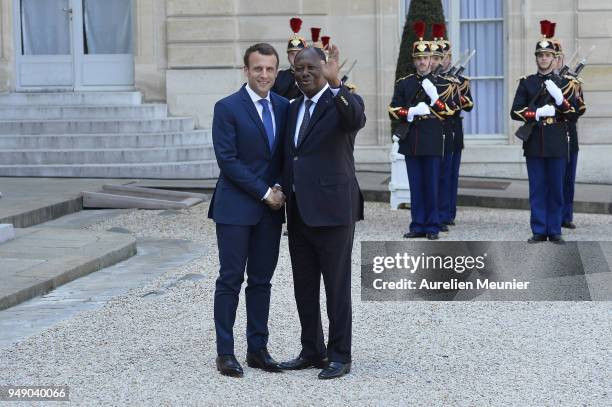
[
  {"x1": 0, "y1": 160, "x2": 220, "y2": 179},
  {"x1": 0, "y1": 224, "x2": 15, "y2": 244},
  {"x1": 0, "y1": 91, "x2": 142, "y2": 106},
  {"x1": 0, "y1": 145, "x2": 215, "y2": 165},
  {"x1": 0, "y1": 117, "x2": 195, "y2": 134},
  {"x1": 0, "y1": 104, "x2": 168, "y2": 120},
  {"x1": 0, "y1": 227, "x2": 137, "y2": 311},
  {"x1": 0, "y1": 131, "x2": 212, "y2": 149}
]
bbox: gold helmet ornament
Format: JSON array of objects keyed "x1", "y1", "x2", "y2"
[
  {"x1": 287, "y1": 17, "x2": 307, "y2": 52},
  {"x1": 412, "y1": 21, "x2": 431, "y2": 57},
  {"x1": 535, "y1": 20, "x2": 556, "y2": 55}
]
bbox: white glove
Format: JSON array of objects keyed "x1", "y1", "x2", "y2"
[
  {"x1": 535, "y1": 104, "x2": 556, "y2": 121},
  {"x1": 544, "y1": 80, "x2": 564, "y2": 106},
  {"x1": 407, "y1": 102, "x2": 430, "y2": 122},
  {"x1": 421, "y1": 78, "x2": 439, "y2": 106},
  {"x1": 392, "y1": 135, "x2": 400, "y2": 142}
]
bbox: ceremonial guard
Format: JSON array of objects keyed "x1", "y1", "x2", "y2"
[
  {"x1": 430, "y1": 23, "x2": 461, "y2": 233},
  {"x1": 389, "y1": 21, "x2": 454, "y2": 240},
  {"x1": 550, "y1": 26, "x2": 587, "y2": 229},
  {"x1": 437, "y1": 26, "x2": 473, "y2": 227},
  {"x1": 271, "y1": 18, "x2": 307, "y2": 100},
  {"x1": 511, "y1": 20, "x2": 577, "y2": 243}
]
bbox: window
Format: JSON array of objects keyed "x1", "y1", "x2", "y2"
[{"x1": 402, "y1": 0, "x2": 506, "y2": 140}]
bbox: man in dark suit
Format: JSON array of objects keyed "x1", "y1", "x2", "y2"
[
  {"x1": 279, "y1": 45, "x2": 366, "y2": 380},
  {"x1": 209, "y1": 43, "x2": 289, "y2": 377}
]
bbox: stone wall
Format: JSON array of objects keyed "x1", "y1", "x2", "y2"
[
  {"x1": 134, "y1": 0, "x2": 167, "y2": 101},
  {"x1": 164, "y1": 0, "x2": 400, "y2": 150},
  {"x1": 0, "y1": 0, "x2": 14, "y2": 93}
]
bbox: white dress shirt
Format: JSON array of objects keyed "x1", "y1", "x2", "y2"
[
  {"x1": 294, "y1": 84, "x2": 341, "y2": 146},
  {"x1": 245, "y1": 83, "x2": 276, "y2": 136}
]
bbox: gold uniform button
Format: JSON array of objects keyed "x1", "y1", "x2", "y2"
[{"x1": 546, "y1": 117, "x2": 553, "y2": 124}]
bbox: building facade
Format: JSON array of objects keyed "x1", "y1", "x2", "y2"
[{"x1": 0, "y1": 0, "x2": 610, "y2": 182}]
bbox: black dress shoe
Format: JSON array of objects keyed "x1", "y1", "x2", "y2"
[
  {"x1": 318, "y1": 361, "x2": 351, "y2": 380},
  {"x1": 279, "y1": 356, "x2": 328, "y2": 370},
  {"x1": 403, "y1": 231, "x2": 426, "y2": 238},
  {"x1": 426, "y1": 233, "x2": 439, "y2": 240},
  {"x1": 439, "y1": 224, "x2": 449, "y2": 232},
  {"x1": 216, "y1": 355, "x2": 244, "y2": 378},
  {"x1": 527, "y1": 234, "x2": 547, "y2": 243},
  {"x1": 562, "y1": 221, "x2": 576, "y2": 229},
  {"x1": 246, "y1": 348, "x2": 283, "y2": 373},
  {"x1": 549, "y1": 235, "x2": 565, "y2": 244}
]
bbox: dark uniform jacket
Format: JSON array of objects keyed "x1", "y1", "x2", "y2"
[
  {"x1": 272, "y1": 68, "x2": 301, "y2": 100},
  {"x1": 511, "y1": 72, "x2": 578, "y2": 158},
  {"x1": 389, "y1": 73, "x2": 455, "y2": 157},
  {"x1": 562, "y1": 76, "x2": 587, "y2": 153},
  {"x1": 447, "y1": 74, "x2": 474, "y2": 152}
]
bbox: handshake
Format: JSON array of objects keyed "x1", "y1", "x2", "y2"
[{"x1": 264, "y1": 185, "x2": 286, "y2": 211}]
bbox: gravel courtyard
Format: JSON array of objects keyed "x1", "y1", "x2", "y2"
[{"x1": 1, "y1": 202, "x2": 610, "y2": 406}]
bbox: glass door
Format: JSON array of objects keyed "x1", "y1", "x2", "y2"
[
  {"x1": 73, "y1": 0, "x2": 135, "y2": 89},
  {"x1": 15, "y1": 0, "x2": 74, "y2": 88},
  {"x1": 14, "y1": 0, "x2": 134, "y2": 90}
]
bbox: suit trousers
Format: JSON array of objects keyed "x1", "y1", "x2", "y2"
[
  {"x1": 214, "y1": 209, "x2": 282, "y2": 356},
  {"x1": 526, "y1": 157, "x2": 566, "y2": 236},
  {"x1": 287, "y1": 196, "x2": 355, "y2": 363}
]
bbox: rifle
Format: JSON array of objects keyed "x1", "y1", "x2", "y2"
[
  {"x1": 514, "y1": 46, "x2": 595, "y2": 142},
  {"x1": 340, "y1": 59, "x2": 357, "y2": 83},
  {"x1": 568, "y1": 45, "x2": 596, "y2": 77},
  {"x1": 392, "y1": 69, "x2": 442, "y2": 141},
  {"x1": 514, "y1": 73, "x2": 566, "y2": 142},
  {"x1": 555, "y1": 48, "x2": 580, "y2": 77},
  {"x1": 392, "y1": 56, "x2": 462, "y2": 141},
  {"x1": 447, "y1": 49, "x2": 475, "y2": 78}
]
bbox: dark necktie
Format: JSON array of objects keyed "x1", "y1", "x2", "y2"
[
  {"x1": 259, "y1": 99, "x2": 274, "y2": 150},
  {"x1": 297, "y1": 99, "x2": 314, "y2": 146}
]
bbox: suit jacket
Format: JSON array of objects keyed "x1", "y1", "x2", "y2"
[
  {"x1": 282, "y1": 85, "x2": 366, "y2": 227},
  {"x1": 208, "y1": 84, "x2": 289, "y2": 225}
]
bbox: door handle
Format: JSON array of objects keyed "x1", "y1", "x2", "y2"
[{"x1": 62, "y1": 8, "x2": 73, "y2": 14}]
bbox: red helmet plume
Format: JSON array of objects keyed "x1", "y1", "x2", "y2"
[
  {"x1": 289, "y1": 17, "x2": 302, "y2": 34},
  {"x1": 413, "y1": 21, "x2": 425, "y2": 40},
  {"x1": 311, "y1": 27, "x2": 321, "y2": 43},
  {"x1": 432, "y1": 23, "x2": 445, "y2": 39},
  {"x1": 540, "y1": 20, "x2": 551, "y2": 38}
]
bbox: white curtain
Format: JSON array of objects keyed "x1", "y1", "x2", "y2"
[
  {"x1": 21, "y1": 0, "x2": 71, "y2": 55},
  {"x1": 459, "y1": 0, "x2": 504, "y2": 135},
  {"x1": 84, "y1": 0, "x2": 133, "y2": 54}
]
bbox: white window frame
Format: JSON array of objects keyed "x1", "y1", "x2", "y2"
[{"x1": 399, "y1": 0, "x2": 508, "y2": 143}]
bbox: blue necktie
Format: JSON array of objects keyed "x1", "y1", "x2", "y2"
[{"x1": 259, "y1": 99, "x2": 275, "y2": 150}]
